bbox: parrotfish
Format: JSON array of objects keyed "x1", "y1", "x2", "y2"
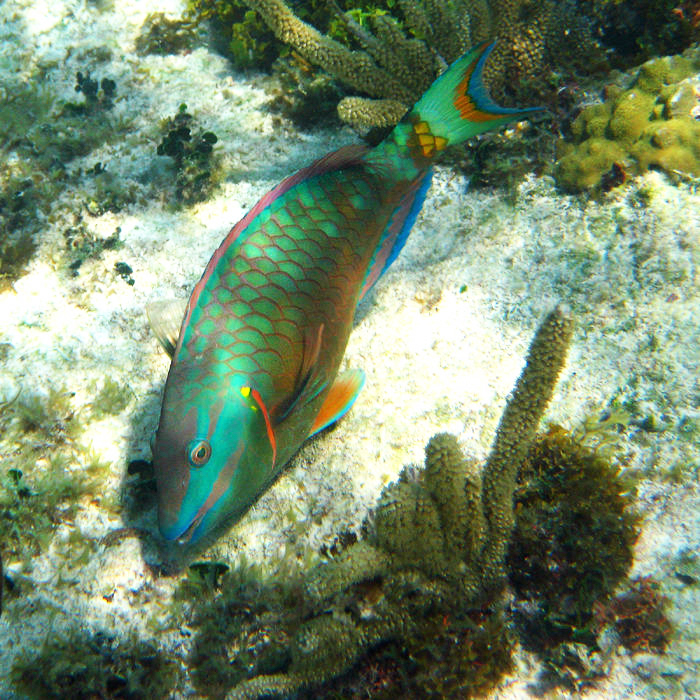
[{"x1": 149, "y1": 43, "x2": 539, "y2": 544}]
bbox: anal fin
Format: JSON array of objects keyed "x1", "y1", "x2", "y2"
[{"x1": 309, "y1": 369, "x2": 365, "y2": 437}]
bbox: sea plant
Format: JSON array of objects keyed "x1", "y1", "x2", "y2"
[
  {"x1": 136, "y1": 12, "x2": 200, "y2": 55},
  {"x1": 0, "y1": 387, "x2": 106, "y2": 565},
  {"x1": 593, "y1": 576, "x2": 671, "y2": 654},
  {"x1": 156, "y1": 104, "x2": 220, "y2": 206},
  {"x1": 10, "y1": 631, "x2": 179, "y2": 699},
  {"x1": 507, "y1": 425, "x2": 640, "y2": 651}
]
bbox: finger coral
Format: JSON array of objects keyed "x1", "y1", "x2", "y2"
[
  {"x1": 233, "y1": 0, "x2": 601, "y2": 129},
  {"x1": 223, "y1": 307, "x2": 574, "y2": 699}
]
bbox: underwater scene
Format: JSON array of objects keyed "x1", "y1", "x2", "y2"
[{"x1": 0, "y1": 0, "x2": 698, "y2": 698}]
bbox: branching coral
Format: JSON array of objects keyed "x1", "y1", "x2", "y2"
[
  {"x1": 237, "y1": 0, "x2": 600, "y2": 129},
  {"x1": 222, "y1": 307, "x2": 573, "y2": 699}
]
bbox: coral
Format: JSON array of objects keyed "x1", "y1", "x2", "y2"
[
  {"x1": 555, "y1": 46, "x2": 700, "y2": 191},
  {"x1": 9, "y1": 631, "x2": 179, "y2": 699},
  {"x1": 216, "y1": 307, "x2": 573, "y2": 698},
  {"x1": 212, "y1": 0, "x2": 603, "y2": 130},
  {"x1": 156, "y1": 104, "x2": 221, "y2": 206},
  {"x1": 506, "y1": 425, "x2": 640, "y2": 652}
]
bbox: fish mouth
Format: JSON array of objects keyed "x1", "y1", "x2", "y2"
[
  {"x1": 159, "y1": 506, "x2": 205, "y2": 544},
  {"x1": 174, "y1": 511, "x2": 206, "y2": 545}
]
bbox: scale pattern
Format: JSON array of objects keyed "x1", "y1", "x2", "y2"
[{"x1": 172, "y1": 168, "x2": 387, "y2": 415}]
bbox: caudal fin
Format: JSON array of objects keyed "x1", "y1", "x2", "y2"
[
  {"x1": 411, "y1": 42, "x2": 541, "y2": 145},
  {"x1": 370, "y1": 43, "x2": 542, "y2": 167}
]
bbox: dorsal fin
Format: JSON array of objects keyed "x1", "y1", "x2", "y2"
[{"x1": 358, "y1": 170, "x2": 432, "y2": 302}]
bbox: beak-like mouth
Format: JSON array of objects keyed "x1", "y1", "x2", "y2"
[{"x1": 175, "y1": 511, "x2": 205, "y2": 545}]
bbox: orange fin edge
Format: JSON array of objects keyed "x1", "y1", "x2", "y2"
[{"x1": 309, "y1": 369, "x2": 365, "y2": 437}]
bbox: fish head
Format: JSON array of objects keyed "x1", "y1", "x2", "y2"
[{"x1": 152, "y1": 379, "x2": 276, "y2": 544}]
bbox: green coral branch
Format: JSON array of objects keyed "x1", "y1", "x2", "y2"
[{"x1": 480, "y1": 306, "x2": 573, "y2": 588}]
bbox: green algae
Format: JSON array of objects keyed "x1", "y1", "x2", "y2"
[
  {"x1": 64, "y1": 221, "x2": 123, "y2": 276},
  {"x1": 0, "y1": 387, "x2": 108, "y2": 565},
  {"x1": 507, "y1": 425, "x2": 640, "y2": 665},
  {"x1": 135, "y1": 12, "x2": 200, "y2": 56},
  {"x1": 556, "y1": 47, "x2": 700, "y2": 191},
  {"x1": 156, "y1": 104, "x2": 221, "y2": 206},
  {"x1": 90, "y1": 377, "x2": 133, "y2": 419},
  {"x1": 10, "y1": 631, "x2": 179, "y2": 700},
  {"x1": 0, "y1": 62, "x2": 136, "y2": 287},
  {"x1": 186, "y1": 0, "x2": 393, "y2": 71}
]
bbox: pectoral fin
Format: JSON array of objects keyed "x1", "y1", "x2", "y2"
[
  {"x1": 309, "y1": 369, "x2": 365, "y2": 437},
  {"x1": 277, "y1": 324, "x2": 328, "y2": 422},
  {"x1": 146, "y1": 299, "x2": 187, "y2": 358}
]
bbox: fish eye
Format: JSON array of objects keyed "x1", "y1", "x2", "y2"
[{"x1": 187, "y1": 439, "x2": 212, "y2": 467}]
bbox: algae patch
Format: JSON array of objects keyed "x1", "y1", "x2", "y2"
[{"x1": 10, "y1": 631, "x2": 178, "y2": 700}]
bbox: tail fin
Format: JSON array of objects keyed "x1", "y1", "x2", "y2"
[
  {"x1": 369, "y1": 43, "x2": 542, "y2": 168},
  {"x1": 410, "y1": 42, "x2": 541, "y2": 145}
]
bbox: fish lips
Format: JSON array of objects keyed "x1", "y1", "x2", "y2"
[{"x1": 159, "y1": 508, "x2": 206, "y2": 544}]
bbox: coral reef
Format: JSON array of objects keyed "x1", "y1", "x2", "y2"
[
  {"x1": 590, "y1": 0, "x2": 700, "y2": 66},
  {"x1": 217, "y1": 307, "x2": 573, "y2": 698},
  {"x1": 196, "y1": 0, "x2": 602, "y2": 130},
  {"x1": 555, "y1": 46, "x2": 700, "y2": 191}
]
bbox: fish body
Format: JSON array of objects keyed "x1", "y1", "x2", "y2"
[{"x1": 151, "y1": 43, "x2": 539, "y2": 543}]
